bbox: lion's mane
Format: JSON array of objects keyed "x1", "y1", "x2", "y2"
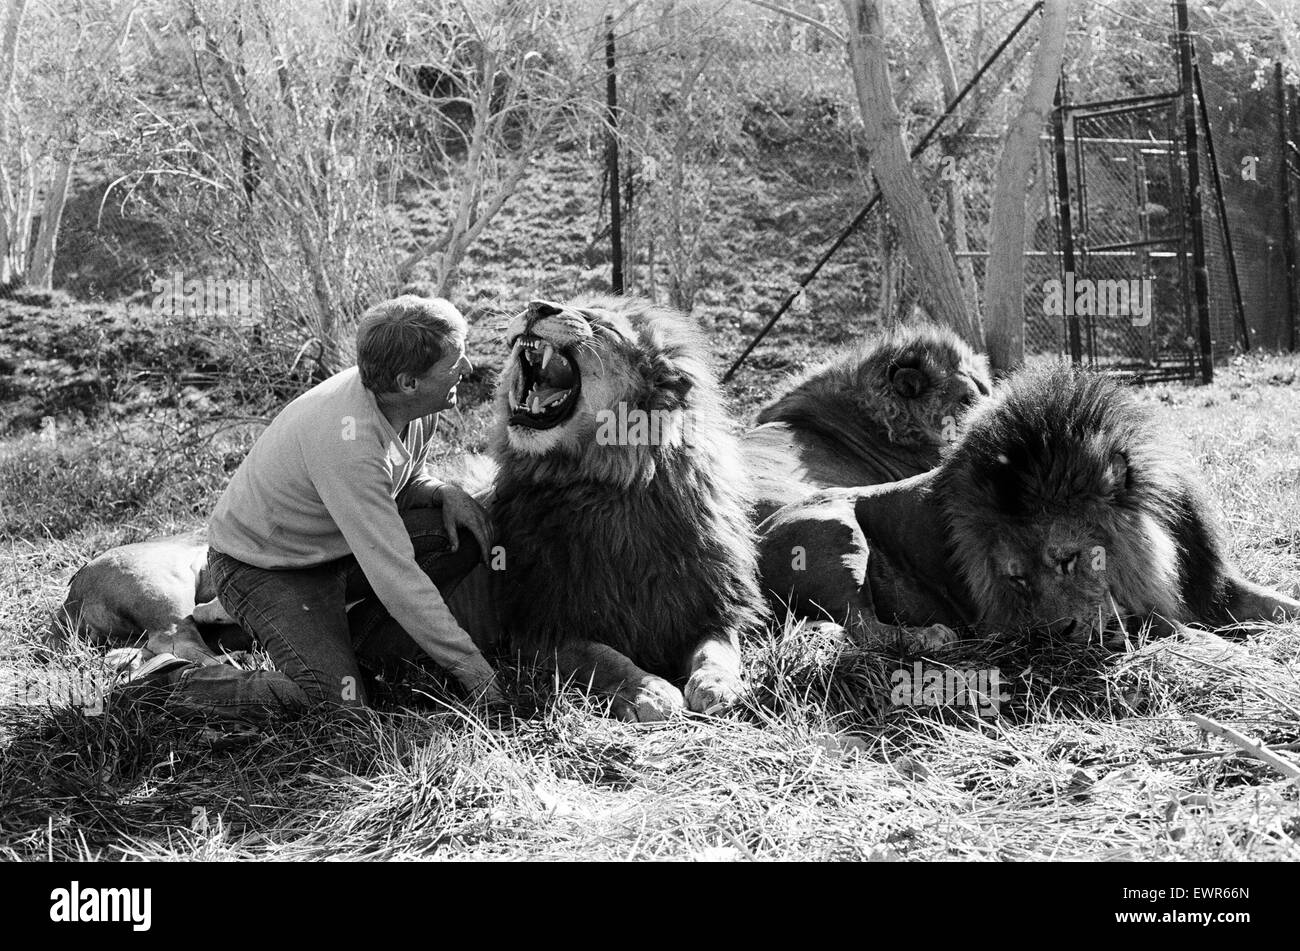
[
  {"x1": 937, "y1": 363, "x2": 1235, "y2": 629},
  {"x1": 744, "y1": 320, "x2": 990, "y2": 520},
  {"x1": 489, "y1": 295, "x2": 766, "y2": 678}
]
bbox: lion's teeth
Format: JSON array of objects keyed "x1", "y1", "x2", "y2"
[
  {"x1": 542, "y1": 344, "x2": 554, "y2": 370},
  {"x1": 530, "y1": 394, "x2": 541, "y2": 414}
]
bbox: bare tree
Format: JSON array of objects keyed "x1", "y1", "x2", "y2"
[
  {"x1": 390, "y1": 4, "x2": 601, "y2": 294},
  {"x1": 619, "y1": 0, "x2": 751, "y2": 313},
  {"x1": 149, "y1": 0, "x2": 598, "y2": 370},
  {"x1": 983, "y1": 0, "x2": 1067, "y2": 371},
  {"x1": 841, "y1": 0, "x2": 979, "y2": 345},
  {"x1": 0, "y1": 0, "x2": 136, "y2": 289},
  {"x1": 918, "y1": 0, "x2": 979, "y2": 320}
]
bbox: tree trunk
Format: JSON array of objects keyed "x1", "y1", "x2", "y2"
[
  {"x1": 0, "y1": 0, "x2": 29, "y2": 282},
  {"x1": 984, "y1": 0, "x2": 1069, "y2": 373},
  {"x1": 841, "y1": 0, "x2": 977, "y2": 345},
  {"x1": 918, "y1": 0, "x2": 979, "y2": 327},
  {"x1": 29, "y1": 148, "x2": 76, "y2": 289}
]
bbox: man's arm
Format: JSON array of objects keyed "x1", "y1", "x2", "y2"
[
  {"x1": 311, "y1": 451, "x2": 497, "y2": 694},
  {"x1": 395, "y1": 463, "x2": 445, "y2": 510}
]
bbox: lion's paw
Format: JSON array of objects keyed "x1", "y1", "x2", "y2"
[
  {"x1": 684, "y1": 666, "x2": 745, "y2": 715},
  {"x1": 910, "y1": 623, "x2": 958, "y2": 652},
  {"x1": 612, "y1": 677, "x2": 684, "y2": 723}
]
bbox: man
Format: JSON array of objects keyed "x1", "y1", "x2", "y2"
[{"x1": 130, "y1": 291, "x2": 501, "y2": 718}]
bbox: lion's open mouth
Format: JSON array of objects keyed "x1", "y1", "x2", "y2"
[{"x1": 508, "y1": 334, "x2": 581, "y2": 430}]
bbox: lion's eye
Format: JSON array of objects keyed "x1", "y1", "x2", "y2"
[
  {"x1": 1057, "y1": 553, "x2": 1079, "y2": 576},
  {"x1": 1007, "y1": 576, "x2": 1031, "y2": 592}
]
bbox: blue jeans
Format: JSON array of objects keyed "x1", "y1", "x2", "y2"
[{"x1": 173, "y1": 506, "x2": 485, "y2": 722}]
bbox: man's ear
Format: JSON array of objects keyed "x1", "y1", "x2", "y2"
[{"x1": 394, "y1": 371, "x2": 418, "y2": 394}]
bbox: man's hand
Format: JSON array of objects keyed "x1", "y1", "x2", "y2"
[
  {"x1": 453, "y1": 655, "x2": 509, "y2": 713},
  {"x1": 434, "y1": 484, "x2": 494, "y2": 565}
]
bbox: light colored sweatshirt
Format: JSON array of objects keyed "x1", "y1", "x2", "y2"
[{"x1": 208, "y1": 366, "x2": 492, "y2": 682}]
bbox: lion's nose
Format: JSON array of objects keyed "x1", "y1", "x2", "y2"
[{"x1": 528, "y1": 300, "x2": 563, "y2": 321}]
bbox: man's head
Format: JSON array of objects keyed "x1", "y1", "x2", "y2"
[{"x1": 357, "y1": 293, "x2": 471, "y2": 415}]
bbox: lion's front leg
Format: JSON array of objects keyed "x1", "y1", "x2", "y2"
[
  {"x1": 1221, "y1": 575, "x2": 1300, "y2": 625},
  {"x1": 554, "y1": 641, "x2": 684, "y2": 722},
  {"x1": 683, "y1": 633, "x2": 744, "y2": 714}
]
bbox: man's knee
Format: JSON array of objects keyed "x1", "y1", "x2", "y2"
[{"x1": 417, "y1": 531, "x2": 481, "y2": 587}]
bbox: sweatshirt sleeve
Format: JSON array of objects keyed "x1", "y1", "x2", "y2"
[{"x1": 307, "y1": 442, "x2": 492, "y2": 682}]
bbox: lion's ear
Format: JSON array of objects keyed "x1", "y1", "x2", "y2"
[
  {"x1": 890, "y1": 365, "x2": 926, "y2": 400},
  {"x1": 646, "y1": 356, "x2": 694, "y2": 412}
]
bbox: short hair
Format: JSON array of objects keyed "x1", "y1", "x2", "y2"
[{"x1": 355, "y1": 294, "x2": 467, "y2": 393}]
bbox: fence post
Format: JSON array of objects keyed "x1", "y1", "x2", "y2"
[
  {"x1": 1176, "y1": 0, "x2": 1213, "y2": 383},
  {"x1": 1193, "y1": 62, "x2": 1249, "y2": 351},
  {"x1": 604, "y1": 16, "x2": 623, "y2": 295},
  {"x1": 1050, "y1": 78, "x2": 1081, "y2": 364},
  {"x1": 1277, "y1": 62, "x2": 1298, "y2": 352}
]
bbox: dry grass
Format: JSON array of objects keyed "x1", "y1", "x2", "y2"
[{"x1": 3, "y1": 350, "x2": 1300, "y2": 861}]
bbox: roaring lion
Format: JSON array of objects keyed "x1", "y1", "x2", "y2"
[
  {"x1": 486, "y1": 295, "x2": 767, "y2": 720},
  {"x1": 759, "y1": 363, "x2": 1300, "y2": 643},
  {"x1": 742, "y1": 320, "x2": 991, "y2": 522},
  {"x1": 44, "y1": 296, "x2": 765, "y2": 722}
]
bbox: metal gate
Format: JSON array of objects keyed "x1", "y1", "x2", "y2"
[{"x1": 1061, "y1": 95, "x2": 1200, "y2": 382}]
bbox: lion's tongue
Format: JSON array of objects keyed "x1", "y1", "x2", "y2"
[{"x1": 524, "y1": 383, "x2": 570, "y2": 412}]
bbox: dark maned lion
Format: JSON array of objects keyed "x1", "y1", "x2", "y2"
[
  {"x1": 743, "y1": 320, "x2": 991, "y2": 522},
  {"x1": 488, "y1": 296, "x2": 767, "y2": 721},
  {"x1": 759, "y1": 364, "x2": 1300, "y2": 644}
]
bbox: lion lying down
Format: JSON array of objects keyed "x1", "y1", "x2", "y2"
[
  {"x1": 758, "y1": 363, "x2": 1300, "y2": 644},
  {"x1": 50, "y1": 312, "x2": 1297, "y2": 720},
  {"x1": 482, "y1": 295, "x2": 767, "y2": 719},
  {"x1": 48, "y1": 295, "x2": 767, "y2": 722},
  {"x1": 46, "y1": 533, "x2": 247, "y2": 666},
  {"x1": 742, "y1": 317, "x2": 991, "y2": 522}
]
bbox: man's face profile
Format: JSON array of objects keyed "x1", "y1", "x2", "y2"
[{"x1": 401, "y1": 331, "x2": 471, "y2": 415}]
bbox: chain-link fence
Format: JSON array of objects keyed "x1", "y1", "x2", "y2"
[
  {"x1": 1024, "y1": 2, "x2": 1299, "y2": 381},
  {"x1": 1194, "y1": 33, "x2": 1298, "y2": 355},
  {"x1": 1048, "y1": 94, "x2": 1213, "y2": 380}
]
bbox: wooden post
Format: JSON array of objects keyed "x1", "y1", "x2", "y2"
[
  {"x1": 1193, "y1": 62, "x2": 1248, "y2": 351},
  {"x1": 1176, "y1": 0, "x2": 1213, "y2": 383},
  {"x1": 604, "y1": 16, "x2": 623, "y2": 295},
  {"x1": 1051, "y1": 78, "x2": 1081, "y2": 364},
  {"x1": 1277, "y1": 62, "x2": 1298, "y2": 352}
]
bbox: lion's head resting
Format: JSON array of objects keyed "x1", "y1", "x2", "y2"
[
  {"x1": 758, "y1": 319, "x2": 991, "y2": 456},
  {"x1": 938, "y1": 364, "x2": 1193, "y2": 641}
]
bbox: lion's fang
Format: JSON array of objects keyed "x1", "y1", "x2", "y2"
[
  {"x1": 530, "y1": 394, "x2": 542, "y2": 414},
  {"x1": 542, "y1": 344, "x2": 554, "y2": 370}
]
